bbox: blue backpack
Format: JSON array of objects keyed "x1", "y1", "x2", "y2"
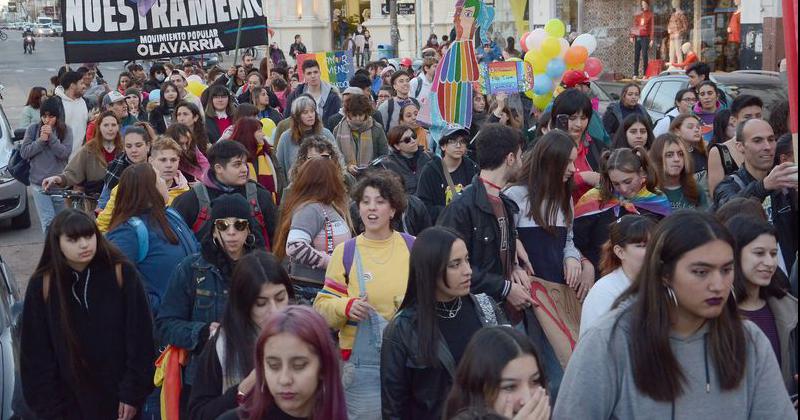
[{"x1": 127, "y1": 207, "x2": 199, "y2": 263}]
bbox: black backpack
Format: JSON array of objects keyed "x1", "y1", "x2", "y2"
[{"x1": 7, "y1": 146, "x2": 30, "y2": 186}]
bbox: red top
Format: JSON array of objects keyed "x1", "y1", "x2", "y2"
[
  {"x1": 728, "y1": 11, "x2": 741, "y2": 43},
  {"x1": 632, "y1": 10, "x2": 655, "y2": 39},
  {"x1": 102, "y1": 147, "x2": 116, "y2": 163},
  {"x1": 571, "y1": 138, "x2": 595, "y2": 203},
  {"x1": 213, "y1": 116, "x2": 233, "y2": 138},
  {"x1": 673, "y1": 51, "x2": 698, "y2": 68}
]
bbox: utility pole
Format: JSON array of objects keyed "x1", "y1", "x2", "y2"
[
  {"x1": 390, "y1": 0, "x2": 399, "y2": 56},
  {"x1": 415, "y1": 0, "x2": 422, "y2": 56},
  {"x1": 429, "y1": 0, "x2": 434, "y2": 40}
]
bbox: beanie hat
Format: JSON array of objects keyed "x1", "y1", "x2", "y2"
[{"x1": 210, "y1": 194, "x2": 252, "y2": 222}]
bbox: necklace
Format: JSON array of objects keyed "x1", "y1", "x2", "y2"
[{"x1": 435, "y1": 297, "x2": 462, "y2": 319}]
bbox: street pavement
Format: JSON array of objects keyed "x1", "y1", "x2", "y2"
[{"x1": 0, "y1": 31, "x2": 126, "y2": 292}]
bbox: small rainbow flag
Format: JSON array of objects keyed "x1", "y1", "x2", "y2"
[{"x1": 574, "y1": 187, "x2": 672, "y2": 219}]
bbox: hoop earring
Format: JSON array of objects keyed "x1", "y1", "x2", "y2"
[
  {"x1": 245, "y1": 233, "x2": 256, "y2": 247},
  {"x1": 665, "y1": 285, "x2": 678, "y2": 307}
]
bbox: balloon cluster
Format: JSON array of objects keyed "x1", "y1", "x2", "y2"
[{"x1": 519, "y1": 19, "x2": 604, "y2": 110}]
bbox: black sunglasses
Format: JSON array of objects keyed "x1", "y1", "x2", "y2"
[
  {"x1": 214, "y1": 218, "x2": 249, "y2": 232},
  {"x1": 400, "y1": 133, "x2": 417, "y2": 144}
]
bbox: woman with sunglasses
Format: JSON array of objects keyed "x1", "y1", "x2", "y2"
[
  {"x1": 20, "y1": 96, "x2": 73, "y2": 233},
  {"x1": 333, "y1": 92, "x2": 389, "y2": 177},
  {"x1": 372, "y1": 124, "x2": 433, "y2": 195},
  {"x1": 155, "y1": 194, "x2": 265, "y2": 408},
  {"x1": 274, "y1": 157, "x2": 353, "y2": 305},
  {"x1": 397, "y1": 102, "x2": 431, "y2": 152},
  {"x1": 189, "y1": 251, "x2": 295, "y2": 420},
  {"x1": 554, "y1": 211, "x2": 794, "y2": 419}
]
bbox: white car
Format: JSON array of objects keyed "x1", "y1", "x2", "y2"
[
  {"x1": 32, "y1": 24, "x2": 53, "y2": 37},
  {"x1": 50, "y1": 23, "x2": 62, "y2": 36}
]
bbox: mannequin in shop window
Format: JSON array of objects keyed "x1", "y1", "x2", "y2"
[
  {"x1": 728, "y1": 0, "x2": 741, "y2": 44},
  {"x1": 667, "y1": 0, "x2": 689, "y2": 65},
  {"x1": 630, "y1": 1, "x2": 655, "y2": 78}
]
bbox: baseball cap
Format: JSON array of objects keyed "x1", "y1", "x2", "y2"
[
  {"x1": 102, "y1": 91, "x2": 126, "y2": 107},
  {"x1": 441, "y1": 124, "x2": 470, "y2": 141},
  {"x1": 561, "y1": 70, "x2": 591, "y2": 88},
  {"x1": 400, "y1": 57, "x2": 413, "y2": 67}
]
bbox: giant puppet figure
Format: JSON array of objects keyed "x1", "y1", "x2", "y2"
[{"x1": 429, "y1": 0, "x2": 494, "y2": 128}]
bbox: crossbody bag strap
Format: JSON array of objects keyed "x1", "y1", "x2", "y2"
[{"x1": 442, "y1": 160, "x2": 457, "y2": 198}]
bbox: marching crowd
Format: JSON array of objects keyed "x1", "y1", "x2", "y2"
[{"x1": 10, "y1": 41, "x2": 798, "y2": 420}]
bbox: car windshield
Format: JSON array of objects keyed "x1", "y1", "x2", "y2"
[{"x1": 719, "y1": 82, "x2": 788, "y2": 119}]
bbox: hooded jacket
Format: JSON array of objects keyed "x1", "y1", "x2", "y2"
[
  {"x1": 553, "y1": 305, "x2": 795, "y2": 419},
  {"x1": 282, "y1": 81, "x2": 342, "y2": 124},
  {"x1": 371, "y1": 148, "x2": 433, "y2": 195},
  {"x1": 53, "y1": 85, "x2": 90, "y2": 157},
  {"x1": 416, "y1": 155, "x2": 479, "y2": 223},
  {"x1": 20, "y1": 122, "x2": 73, "y2": 186},
  {"x1": 602, "y1": 101, "x2": 652, "y2": 138}
]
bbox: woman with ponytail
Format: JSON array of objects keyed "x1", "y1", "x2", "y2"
[{"x1": 573, "y1": 147, "x2": 671, "y2": 272}]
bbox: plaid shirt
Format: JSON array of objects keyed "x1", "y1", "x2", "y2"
[{"x1": 102, "y1": 153, "x2": 132, "y2": 192}]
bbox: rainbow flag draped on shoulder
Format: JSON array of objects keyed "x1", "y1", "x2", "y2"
[{"x1": 574, "y1": 187, "x2": 672, "y2": 219}]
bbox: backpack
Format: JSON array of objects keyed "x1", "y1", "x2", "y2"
[
  {"x1": 386, "y1": 97, "x2": 421, "y2": 131},
  {"x1": 413, "y1": 75, "x2": 425, "y2": 99},
  {"x1": 342, "y1": 233, "x2": 415, "y2": 284},
  {"x1": 191, "y1": 182, "x2": 271, "y2": 251},
  {"x1": 128, "y1": 207, "x2": 200, "y2": 263},
  {"x1": 8, "y1": 146, "x2": 30, "y2": 186}
]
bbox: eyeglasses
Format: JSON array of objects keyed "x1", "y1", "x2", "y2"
[
  {"x1": 446, "y1": 138, "x2": 467, "y2": 146},
  {"x1": 680, "y1": 97, "x2": 698, "y2": 103},
  {"x1": 214, "y1": 218, "x2": 249, "y2": 232},
  {"x1": 399, "y1": 134, "x2": 417, "y2": 144}
]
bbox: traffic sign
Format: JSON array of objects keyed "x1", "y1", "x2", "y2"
[{"x1": 380, "y1": 2, "x2": 415, "y2": 15}]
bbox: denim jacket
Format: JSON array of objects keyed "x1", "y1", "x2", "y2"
[{"x1": 155, "y1": 253, "x2": 229, "y2": 385}]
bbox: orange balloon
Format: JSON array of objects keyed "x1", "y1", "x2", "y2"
[{"x1": 564, "y1": 45, "x2": 589, "y2": 67}]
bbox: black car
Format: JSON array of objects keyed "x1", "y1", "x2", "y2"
[{"x1": 639, "y1": 70, "x2": 789, "y2": 121}]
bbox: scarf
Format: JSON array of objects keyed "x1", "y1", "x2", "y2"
[
  {"x1": 574, "y1": 186, "x2": 672, "y2": 219},
  {"x1": 334, "y1": 117, "x2": 375, "y2": 166}
]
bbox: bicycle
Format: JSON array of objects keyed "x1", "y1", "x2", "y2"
[{"x1": 43, "y1": 189, "x2": 99, "y2": 214}]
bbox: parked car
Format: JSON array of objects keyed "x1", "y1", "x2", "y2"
[
  {"x1": 0, "y1": 103, "x2": 31, "y2": 230},
  {"x1": 50, "y1": 23, "x2": 62, "y2": 36},
  {"x1": 639, "y1": 70, "x2": 789, "y2": 122},
  {"x1": 0, "y1": 252, "x2": 22, "y2": 419}
]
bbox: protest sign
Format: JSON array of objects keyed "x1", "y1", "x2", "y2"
[
  {"x1": 61, "y1": 0, "x2": 268, "y2": 63},
  {"x1": 485, "y1": 61, "x2": 533, "y2": 94},
  {"x1": 296, "y1": 51, "x2": 355, "y2": 89},
  {"x1": 529, "y1": 276, "x2": 581, "y2": 368}
]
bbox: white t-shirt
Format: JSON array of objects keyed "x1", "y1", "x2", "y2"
[{"x1": 579, "y1": 267, "x2": 632, "y2": 338}]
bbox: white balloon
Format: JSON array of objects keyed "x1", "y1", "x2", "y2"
[
  {"x1": 572, "y1": 33, "x2": 598, "y2": 55},
  {"x1": 558, "y1": 38, "x2": 570, "y2": 58},
  {"x1": 526, "y1": 28, "x2": 547, "y2": 52}
]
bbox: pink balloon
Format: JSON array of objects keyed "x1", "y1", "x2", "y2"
[
  {"x1": 520, "y1": 32, "x2": 530, "y2": 53},
  {"x1": 584, "y1": 57, "x2": 604, "y2": 77}
]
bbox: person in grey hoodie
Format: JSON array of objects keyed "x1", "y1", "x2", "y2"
[
  {"x1": 554, "y1": 211, "x2": 795, "y2": 420},
  {"x1": 20, "y1": 97, "x2": 73, "y2": 233}
]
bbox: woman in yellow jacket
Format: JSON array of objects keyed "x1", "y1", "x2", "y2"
[
  {"x1": 97, "y1": 137, "x2": 190, "y2": 232},
  {"x1": 313, "y1": 170, "x2": 413, "y2": 420}
]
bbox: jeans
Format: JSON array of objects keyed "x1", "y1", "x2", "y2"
[
  {"x1": 633, "y1": 36, "x2": 650, "y2": 76},
  {"x1": 31, "y1": 184, "x2": 65, "y2": 234},
  {"x1": 342, "y1": 311, "x2": 386, "y2": 420}
]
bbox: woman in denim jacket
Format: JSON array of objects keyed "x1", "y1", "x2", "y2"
[{"x1": 155, "y1": 194, "x2": 265, "y2": 406}]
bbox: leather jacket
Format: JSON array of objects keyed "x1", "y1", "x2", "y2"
[{"x1": 380, "y1": 294, "x2": 507, "y2": 420}]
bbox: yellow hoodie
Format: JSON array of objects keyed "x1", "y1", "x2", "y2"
[{"x1": 97, "y1": 182, "x2": 189, "y2": 233}]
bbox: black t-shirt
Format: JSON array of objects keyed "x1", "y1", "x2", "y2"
[{"x1": 437, "y1": 297, "x2": 483, "y2": 364}]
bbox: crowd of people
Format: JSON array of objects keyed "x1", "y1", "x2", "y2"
[{"x1": 11, "y1": 40, "x2": 798, "y2": 420}]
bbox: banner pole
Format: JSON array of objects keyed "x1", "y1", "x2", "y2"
[{"x1": 228, "y1": 4, "x2": 246, "y2": 92}]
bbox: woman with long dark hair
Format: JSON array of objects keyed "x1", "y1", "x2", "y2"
[
  {"x1": 188, "y1": 251, "x2": 295, "y2": 419},
  {"x1": 106, "y1": 163, "x2": 198, "y2": 314},
  {"x1": 204, "y1": 84, "x2": 235, "y2": 144},
  {"x1": 726, "y1": 216, "x2": 797, "y2": 390},
  {"x1": 554, "y1": 211, "x2": 794, "y2": 418},
  {"x1": 274, "y1": 157, "x2": 352, "y2": 303},
  {"x1": 573, "y1": 147, "x2": 671, "y2": 272},
  {"x1": 649, "y1": 133, "x2": 708, "y2": 209},
  {"x1": 174, "y1": 100, "x2": 210, "y2": 153},
  {"x1": 612, "y1": 113, "x2": 655, "y2": 150},
  {"x1": 251, "y1": 86, "x2": 283, "y2": 123},
  {"x1": 602, "y1": 83, "x2": 651, "y2": 137},
  {"x1": 149, "y1": 81, "x2": 181, "y2": 134},
  {"x1": 20, "y1": 85, "x2": 48, "y2": 128},
  {"x1": 670, "y1": 113, "x2": 709, "y2": 194},
  {"x1": 230, "y1": 116, "x2": 281, "y2": 200},
  {"x1": 20, "y1": 209, "x2": 155, "y2": 420},
  {"x1": 443, "y1": 327, "x2": 550, "y2": 419},
  {"x1": 165, "y1": 122, "x2": 210, "y2": 183},
  {"x1": 579, "y1": 214, "x2": 655, "y2": 337},
  {"x1": 221, "y1": 306, "x2": 347, "y2": 420},
  {"x1": 21, "y1": 96, "x2": 73, "y2": 232},
  {"x1": 381, "y1": 227, "x2": 506, "y2": 419}
]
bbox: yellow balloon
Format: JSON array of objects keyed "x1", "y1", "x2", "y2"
[
  {"x1": 525, "y1": 49, "x2": 548, "y2": 74},
  {"x1": 186, "y1": 81, "x2": 207, "y2": 97},
  {"x1": 524, "y1": 90, "x2": 535, "y2": 100},
  {"x1": 544, "y1": 19, "x2": 566, "y2": 38},
  {"x1": 261, "y1": 118, "x2": 276, "y2": 138},
  {"x1": 541, "y1": 37, "x2": 561, "y2": 59},
  {"x1": 532, "y1": 93, "x2": 552, "y2": 110}
]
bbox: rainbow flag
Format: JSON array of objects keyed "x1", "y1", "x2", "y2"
[{"x1": 574, "y1": 187, "x2": 672, "y2": 219}]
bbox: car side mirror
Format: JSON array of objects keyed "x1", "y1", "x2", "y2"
[
  {"x1": 13, "y1": 129, "x2": 26, "y2": 142},
  {"x1": 610, "y1": 93, "x2": 620, "y2": 100}
]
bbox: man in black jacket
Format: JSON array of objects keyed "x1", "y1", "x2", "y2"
[
  {"x1": 171, "y1": 140, "x2": 278, "y2": 246},
  {"x1": 438, "y1": 123, "x2": 533, "y2": 309},
  {"x1": 714, "y1": 118, "x2": 797, "y2": 271}
]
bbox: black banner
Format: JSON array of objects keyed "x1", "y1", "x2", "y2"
[{"x1": 60, "y1": 0, "x2": 268, "y2": 63}]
